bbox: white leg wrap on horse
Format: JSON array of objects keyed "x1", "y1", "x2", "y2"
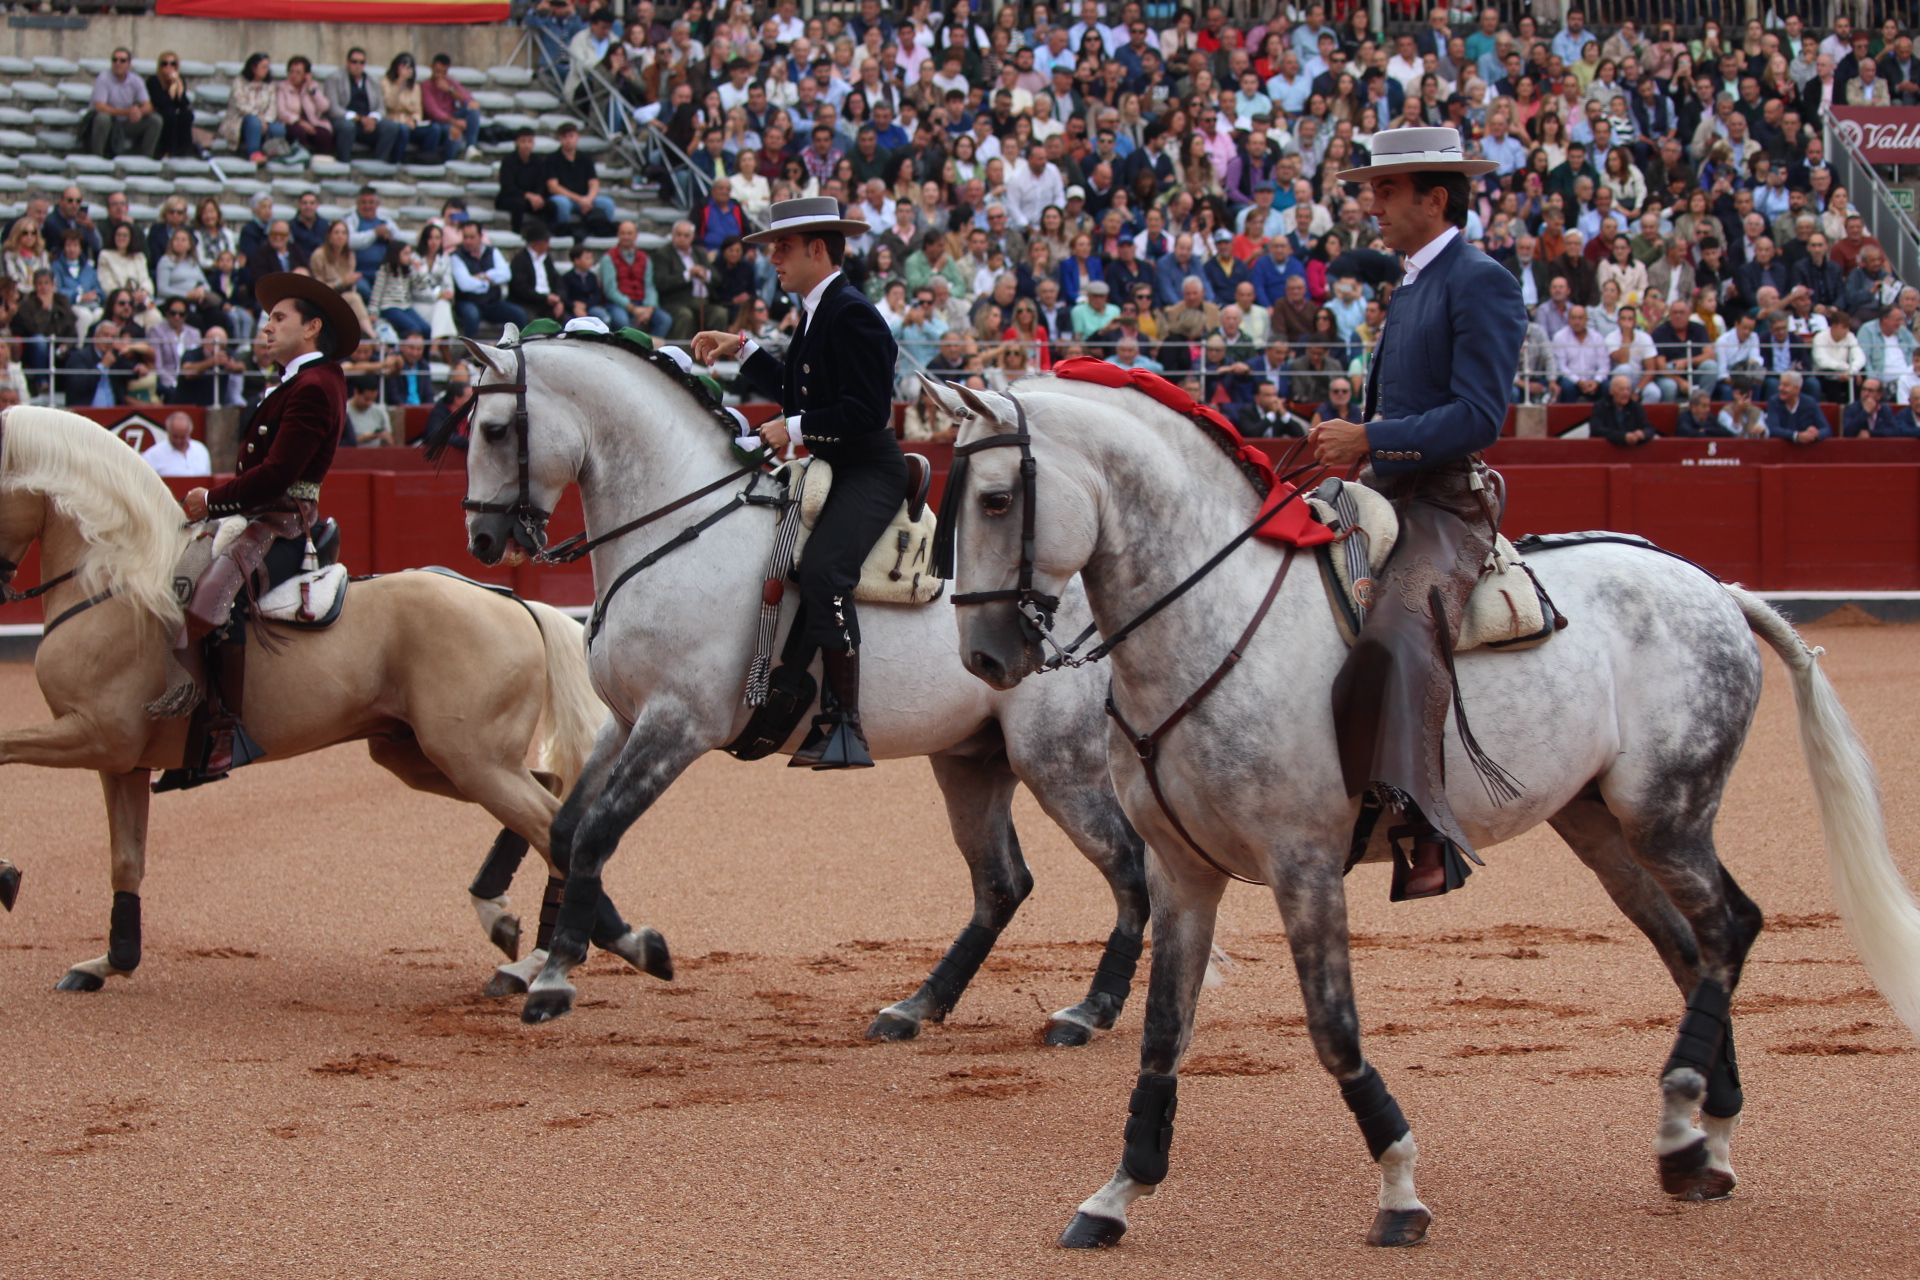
[
  {"x1": 1702, "y1": 1111, "x2": 1740, "y2": 1178},
  {"x1": 1078, "y1": 1170, "x2": 1155, "y2": 1226},
  {"x1": 1655, "y1": 1067, "x2": 1708, "y2": 1155},
  {"x1": 1377, "y1": 1133, "x2": 1425, "y2": 1212},
  {"x1": 495, "y1": 948, "x2": 548, "y2": 987},
  {"x1": 470, "y1": 892, "x2": 513, "y2": 936},
  {"x1": 69, "y1": 953, "x2": 118, "y2": 980}
]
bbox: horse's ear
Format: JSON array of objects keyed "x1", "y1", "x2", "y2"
[
  {"x1": 917, "y1": 374, "x2": 972, "y2": 421},
  {"x1": 460, "y1": 337, "x2": 503, "y2": 376},
  {"x1": 499, "y1": 321, "x2": 522, "y2": 347},
  {"x1": 952, "y1": 381, "x2": 1005, "y2": 426}
]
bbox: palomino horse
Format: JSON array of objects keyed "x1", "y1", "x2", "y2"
[
  {"x1": 926, "y1": 375, "x2": 1920, "y2": 1248},
  {"x1": 453, "y1": 328, "x2": 1148, "y2": 1043},
  {"x1": 0, "y1": 406, "x2": 664, "y2": 992}
]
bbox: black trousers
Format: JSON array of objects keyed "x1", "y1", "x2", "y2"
[{"x1": 801, "y1": 446, "x2": 907, "y2": 651}]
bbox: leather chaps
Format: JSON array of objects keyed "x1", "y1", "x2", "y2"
[{"x1": 1330, "y1": 460, "x2": 1504, "y2": 856}]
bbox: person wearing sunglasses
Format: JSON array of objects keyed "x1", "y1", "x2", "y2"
[
  {"x1": 145, "y1": 49, "x2": 200, "y2": 159},
  {"x1": 323, "y1": 46, "x2": 407, "y2": 165},
  {"x1": 86, "y1": 46, "x2": 164, "y2": 159}
]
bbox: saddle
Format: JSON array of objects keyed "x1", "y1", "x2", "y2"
[
  {"x1": 170, "y1": 516, "x2": 347, "y2": 630},
  {"x1": 1307, "y1": 478, "x2": 1561, "y2": 652},
  {"x1": 777, "y1": 452, "x2": 943, "y2": 606}
]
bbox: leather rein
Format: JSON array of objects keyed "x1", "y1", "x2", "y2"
[
  {"x1": 457, "y1": 342, "x2": 784, "y2": 645},
  {"x1": 937, "y1": 390, "x2": 1323, "y2": 886}
]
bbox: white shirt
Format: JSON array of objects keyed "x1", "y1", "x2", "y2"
[
  {"x1": 1398, "y1": 224, "x2": 1459, "y2": 290},
  {"x1": 1005, "y1": 161, "x2": 1066, "y2": 230},
  {"x1": 281, "y1": 350, "x2": 325, "y2": 381},
  {"x1": 530, "y1": 251, "x2": 552, "y2": 295},
  {"x1": 142, "y1": 437, "x2": 211, "y2": 477}
]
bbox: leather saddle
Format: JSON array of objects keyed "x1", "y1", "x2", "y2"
[
  {"x1": 778, "y1": 452, "x2": 944, "y2": 606},
  {"x1": 1308, "y1": 478, "x2": 1562, "y2": 653}
]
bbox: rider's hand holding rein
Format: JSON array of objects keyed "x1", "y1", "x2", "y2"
[
  {"x1": 691, "y1": 330, "x2": 744, "y2": 365},
  {"x1": 1310, "y1": 419, "x2": 1370, "y2": 468},
  {"x1": 182, "y1": 487, "x2": 209, "y2": 521}
]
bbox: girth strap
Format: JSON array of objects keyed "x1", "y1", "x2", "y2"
[{"x1": 1104, "y1": 545, "x2": 1297, "y2": 886}]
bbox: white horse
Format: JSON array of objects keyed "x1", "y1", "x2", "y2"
[
  {"x1": 451, "y1": 329, "x2": 1148, "y2": 1043},
  {"x1": 925, "y1": 374, "x2": 1920, "y2": 1249}
]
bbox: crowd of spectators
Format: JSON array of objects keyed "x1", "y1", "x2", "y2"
[
  {"x1": 18, "y1": 5, "x2": 1920, "y2": 452},
  {"x1": 510, "y1": 1, "x2": 1920, "y2": 443}
]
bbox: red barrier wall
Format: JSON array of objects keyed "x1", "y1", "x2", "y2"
[{"x1": 3, "y1": 439, "x2": 1915, "y2": 631}]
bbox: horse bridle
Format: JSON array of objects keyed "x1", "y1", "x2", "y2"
[
  {"x1": 934, "y1": 392, "x2": 1064, "y2": 649},
  {"x1": 934, "y1": 387, "x2": 1326, "y2": 673},
  {"x1": 457, "y1": 344, "x2": 553, "y2": 556}
]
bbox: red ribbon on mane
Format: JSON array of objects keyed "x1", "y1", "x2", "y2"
[{"x1": 1052, "y1": 357, "x2": 1333, "y2": 548}]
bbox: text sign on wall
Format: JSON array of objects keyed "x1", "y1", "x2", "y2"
[{"x1": 1832, "y1": 107, "x2": 1920, "y2": 163}]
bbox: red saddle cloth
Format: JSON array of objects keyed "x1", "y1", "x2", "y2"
[{"x1": 1051, "y1": 357, "x2": 1333, "y2": 548}]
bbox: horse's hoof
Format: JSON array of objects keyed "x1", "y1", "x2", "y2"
[
  {"x1": 1059, "y1": 1212, "x2": 1127, "y2": 1249},
  {"x1": 1044, "y1": 1017, "x2": 1095, "y2": 1047},
  {"x1": 866, "y1": 1009, "x2": 922, "y2": 1041},
  {"x1": 484, "y1": 968, "x2": 530, "y2": 998},
  {"x1": 55, "y1": 969, "x2": 105, "y2": 993},
  {"x1": 521, "y1": 985, "x2": 575, "y2": 1025},
  {"x1": 1659, "y1": 1140, "x2": 1735, "y2": 1200},
  {"x1": 635, "y1": 927, "x2": 672, "y2": 981},
  {"x1": 1366, "y1": 1207, "x2": 1432, "y2": 1247},
  {"x1": 488, "y1": 913, "x2": 521, "y2": 962},
  {"x1": 0, "y1": 861, "x2": 19, "y2": 912}
]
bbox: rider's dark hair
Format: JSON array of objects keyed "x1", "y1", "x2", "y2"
[
  {"x1": 804, "y1": 230, "x2": 847, "y2": 266},
  {"x1": 1411, "y1": 172, "x2": 1471, "y2": 230},
  {"x1": 288, "y1": 297, "x2": 338, "y2": 359}
]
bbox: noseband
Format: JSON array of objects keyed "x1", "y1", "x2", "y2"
[
  {"x1": 934, "y1": 392, "x2": 1063, "y2": 647},
  {"x1": 458, "y1": 344, "x2": 551, "y2": 555}
]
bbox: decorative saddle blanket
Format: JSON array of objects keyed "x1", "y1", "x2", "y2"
[
  {"x1": 775, "y1": 457, "x2": 945, "y2": 606},
  {"x1": 1307, "y1": 478, "x2": 1560, "y2": 653},
  {"x1": 173, "y1": 516, "x2": 347, "y2": 629}
]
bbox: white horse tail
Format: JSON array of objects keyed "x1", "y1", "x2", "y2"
[
  {"x1": 525, "y1": 601, "x2": 603, "y2": 788},
  {"x1": 1728, "y1": 584, "x2": 1920, "y2": 1041}
]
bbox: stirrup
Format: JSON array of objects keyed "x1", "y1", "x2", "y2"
[
  {"x1": 153, "y1": 721, "x2": 266, "y2": 793},
  {"x1": 788, "y1": 713, "x2": 874, "y2": 770},
  {"x1": 1387, "y1": 827, "x2": 1474, "y2": 902}
]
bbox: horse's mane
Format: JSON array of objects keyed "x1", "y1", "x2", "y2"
[
  {"x1": 1014, "y1": 373, "x2": 1278, "y2": 495},
  {"x1": 432, "y1": 324, "x2": 752, "y2": 460},
  {"x1": 0, "y1": 407, "x2": 189, "y2": 627}
]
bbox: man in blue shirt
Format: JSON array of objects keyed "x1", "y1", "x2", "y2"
[
  {"x1": 1551, "y1": 8, "x2": 1597, "y2": 66},
  {"x1": 1765, "y1": 372, "x2": 1829, "y2": 442},
  {"x1": 1250, "y1": 236, "x2": 1307, "y2": 306},
  {"x1": 345, "y1": 187, "x2": 398, "y2": 301},
  {"x1": 1840, "y1": 378, "x2": 1899, "y2": 437}
]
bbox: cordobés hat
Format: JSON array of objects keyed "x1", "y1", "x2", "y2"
[
  {"x1": 1336, "y1": 125, "x2": 1495, "y2": 181},
  {"x1": 253, "y1": 271, "x2": 362, "y2": 362},
  {"x1": 741, "y1": 195, "x2": 869, "y2": 245}
]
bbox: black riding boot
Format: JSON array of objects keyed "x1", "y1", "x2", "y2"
[{"x1": 789, "y1": 648, "x2": 874, "y2": 770}]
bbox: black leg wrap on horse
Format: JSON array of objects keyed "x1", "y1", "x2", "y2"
[
  {"x1": 1090, "y1": 927, "x2": 1144, "y2": 1003},
  {"x1": 108, "y1": 890, "x2": 141, "y2": 972},
  {"x1": 1121, "y1": 1072, "x2": 1178, "y2": 1185},
  {"x1": 469, "y1": 829, "x2": 532, "y2": 900},
  {"x1": 926, "y1": 922, "x2": 1000, "y2": 1013},
  {"x1": 1341, "y1": 1064, "x2": 1410, "y2": 1161},
  {"x1": 537, "y1": 875, "x2": 565, "y2": 951},
  {"x1": 1705, "y1": 1024, "x2": 1744, "y2": 1119},
  {"x1": 554, "y1": 873, "x2": 602, "y2": 953},
  {"x1": 1663, "y1": 978, "x2": 1730, "y2": 1081},
  {"x1": 589, "y1": 889, "x2": 630, "y2": 950}
]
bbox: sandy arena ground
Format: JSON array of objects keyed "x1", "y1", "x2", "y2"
[{"x1": 1, "y1": 621, "x2": 1917, "y2": 1279}]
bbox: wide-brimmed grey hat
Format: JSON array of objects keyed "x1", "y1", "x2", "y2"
[
  {"x1": 741, "y1": 196, "x2": 869, "y2": 245},
  {"x1": 1336, "y1": 125, "x2": 1495, "y2": 181}
]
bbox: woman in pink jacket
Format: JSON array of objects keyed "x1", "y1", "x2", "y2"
[{"x1": 273, "y1": 55, "x2": 334, "y2": 159}]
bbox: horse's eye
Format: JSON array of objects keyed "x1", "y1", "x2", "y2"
[
  {"x1": 480, "y1": 419, "x2": 508, "y2": 443},
  {"x1": 980, "y1": 490, "x2": 1014, "y2": 516}
]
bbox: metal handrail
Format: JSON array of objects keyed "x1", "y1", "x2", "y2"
[{"x1": 1822, "y1": 105, "x2": 1920, "y2": 298}]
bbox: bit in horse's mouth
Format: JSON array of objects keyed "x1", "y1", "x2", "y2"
[{"x1": 503, "y1": 546, "x2": 526, "y2": 567}]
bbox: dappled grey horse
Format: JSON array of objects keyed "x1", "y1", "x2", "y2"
[
  {"x1": 927, "y1": 374, "x2": 1920, "y2": 1249},
  {"x1": 452, "y1": 328, "x2": 1148, "y2": 1045}
]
